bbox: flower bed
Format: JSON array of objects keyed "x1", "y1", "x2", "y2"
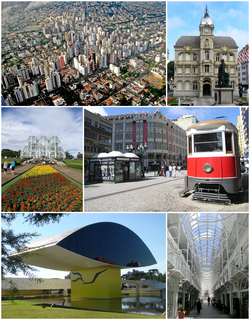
[
  {"x1": 22, "y1": 165, "x2": 59, "y2": 178},
  {"x1": 2, "y1": 167, "x2": 82, "y2": 212}
]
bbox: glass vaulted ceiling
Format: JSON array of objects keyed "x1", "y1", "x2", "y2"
[{"x1": 182, "y1": 213, "x2": 235, "y2": 293}]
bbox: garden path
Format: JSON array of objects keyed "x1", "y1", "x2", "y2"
[
  {"x1": 1, "y1": 164, "x2": 36, "y2": 186},
  {"x1": 50, "y1": 165, "x2": 83, "y2": 185}
]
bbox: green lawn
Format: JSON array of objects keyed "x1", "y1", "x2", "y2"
[
  {"x1": 63, "y1": 160, "x2": 83, "y2": 171},
  {"x1": 1, "y1": 300, "x2": 163, "y2": 319},
  {"x1": 167, "y1": 98, "x2": 178, "y2": 105}
]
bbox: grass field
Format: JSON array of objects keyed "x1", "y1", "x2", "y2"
[
  {"x1": 1, "y1": 300, "x2": 163, "y2": 319},
  {"x1": 63, "y1": 160, "x2": 83, "y2": 171}
]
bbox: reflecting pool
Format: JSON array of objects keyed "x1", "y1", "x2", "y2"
[{"x1": 23, "y1": 296, "x2": 165, "y2": 315}]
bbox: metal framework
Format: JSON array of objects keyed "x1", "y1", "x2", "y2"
[{"x1": 181, "y1": 213, "x2": 248, "y2": 294}]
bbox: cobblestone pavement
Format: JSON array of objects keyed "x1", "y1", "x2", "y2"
[
  {"x1": 185, "y1": 300, "x2": 230, "y2": 319},
  {"x1": 1, "y1": 164, "x2": 35, "y2": 185},
  {"x1": 192, "y1": 97, "x2": 215, "y2": 106},
  {"x1": 84, "y1": 171, "x2": 248, "y2": 212}
]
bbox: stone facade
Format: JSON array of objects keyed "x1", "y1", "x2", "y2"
[{"x1": 174, "y1": 7, "x2": 238, "y2": 98}]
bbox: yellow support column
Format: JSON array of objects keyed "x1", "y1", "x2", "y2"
[{"x1": 71, "y1": 267, "x2": 121, "y2": 299}]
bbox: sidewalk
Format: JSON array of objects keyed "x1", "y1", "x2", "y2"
[
  {"x1": 185, "y1": 301, "x2": 230, "y2": 319},
  {"x1": 50, "y1": 165, "x2": 83, "y2": 185},
  {"x1": 1, "y1": 164, "x2": 36, "y2": 186}
]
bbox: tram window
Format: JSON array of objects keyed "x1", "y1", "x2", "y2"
[
  {"x1": 225, "y1": 132, "x2": 233, "y2": 154},
  {"x1": 194, "y1": 132, "x2": 223, "y2": 152},
  {"x1": 188, "y1": 136, "x2": 192, "y2": 154}
]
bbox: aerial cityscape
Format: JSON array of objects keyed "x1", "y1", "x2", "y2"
[{"x1": 1, "y1": 1, "x2": 166, "y2": 106}]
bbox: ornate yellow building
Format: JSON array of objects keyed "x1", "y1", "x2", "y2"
[{"x1": 174, "y1": 7, "x2": 238, "y2": 98}]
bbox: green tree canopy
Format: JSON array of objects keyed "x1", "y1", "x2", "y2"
[
  {"x1": 1, "y1": 213, "x2": 68, "y2": 280},
  {"x1": 167, "y1": 61, "x2": 174, "y2": 81}
]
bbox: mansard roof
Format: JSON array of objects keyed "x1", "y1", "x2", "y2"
[{"x1": 175, "y1": 36, "x2": 237, "y2": 48}]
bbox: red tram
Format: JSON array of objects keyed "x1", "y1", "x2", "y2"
[{"x1": 186, "y1": 120, "x2": 242, "y2": 202}]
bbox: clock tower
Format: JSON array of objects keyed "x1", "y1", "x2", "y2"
[{"x1": 199, "y1": 6, "x2": 215, "y2": 97}]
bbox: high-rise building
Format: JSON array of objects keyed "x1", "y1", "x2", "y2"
[
  {"x1": 32, "y1": 82, "x2": 39, "y2": 97},
  {"x1": 19, "y1": 68, "x2": 30, "y2": 81},
  {"x1": 14, "y1": 88, "x2": 25, "y2": 103},
  {"x1": 45, "y1": 77, "x2": 53, "y2": 92},
  {"x1": 172, "y1": 115, "x2": 199, "y2": 131},
  {"x1": 237, "y1": 107, "x2": 249, "y2": 160}
]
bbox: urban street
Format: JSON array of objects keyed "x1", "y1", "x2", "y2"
[{"x1": 84, "y1": 171, "x2": 249, "y2": 212}]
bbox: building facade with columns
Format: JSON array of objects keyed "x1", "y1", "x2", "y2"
[
  {"x1": 103, "y1": 109, "x2": 187, "y2": 169},
  {"x1": 174, "y1": 7, "x2": 238, "y2": 98}
]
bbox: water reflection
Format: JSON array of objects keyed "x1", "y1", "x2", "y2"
[{"x1": 23, "y1": 296, "x2": 165, "y2": 315}]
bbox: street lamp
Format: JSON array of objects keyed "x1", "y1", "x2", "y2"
[
  {"x1": 126, "y1": 144, "x2": 133, "y2": 152},
  {"x1": 137, "y1": 142, "x2": 147, "y2": 177}
]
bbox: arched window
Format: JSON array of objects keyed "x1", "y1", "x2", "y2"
[
  {"x1": 222, "y1": 53, "x2": 227, "y2": 61},
  {"x1": 185, "y1": 81, "x2": 190, "y2": 90},
  {"x1": 193, "y1": 54, "x2": 197, "y2": 61},
  {"x1": 178, "y1": 53, "x2": 183, "y2": 61},
  {"x1": 230, "y1": 53, "x2": 234, "y2": 62},
  {"x1": 216, "y1": 54, "x2": 220, "y2": 62},
  {"x1": 177, "y1": 81, "x2": 183, "y2": 90}
]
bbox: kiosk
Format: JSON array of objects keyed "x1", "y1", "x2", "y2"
[{"x1": 89, "y1": 151, "x2": 141, "y2": 183}]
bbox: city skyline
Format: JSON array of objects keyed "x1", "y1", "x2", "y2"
[
  {"x1": 168, "y1": 1, "x2": 249, "y2": 61},
  {"x1": 1, "y1": 1, "x2": 166, "y2": 106}
]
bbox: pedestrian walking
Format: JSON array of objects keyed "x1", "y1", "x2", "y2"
[
  {"x1": 169, "y1": 164, "x2": 172, "y2": 177},
  {"x1": 197, "y1": 298, "x2": 202, "y2": 314},
  {"x1": 11, "y1": 160, "x2": 16, "y2": 175},
  {"x1": 3, "y1": 161, "x2": 8, "y2": 174},
  {"x1": 172, "y1": 164, "x2": 176, "y2": 178},
  {"x1": 163, "y1": 165, "x2": 167, "y2": 177},
  {"x1": 208, "y1": 296, "x2": 210, "y2": 305}
]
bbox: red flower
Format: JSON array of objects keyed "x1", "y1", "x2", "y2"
[{"x1": 52, "y1": 207, "x2": 56, "y2": 212}]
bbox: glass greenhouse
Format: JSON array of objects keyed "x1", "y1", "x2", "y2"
[
  {"x1": 21, "y1": 135, "x2": 66, "y2": 159},
  {"x1": 167, "y1": 213, "x2": 248, "y2": 318}
]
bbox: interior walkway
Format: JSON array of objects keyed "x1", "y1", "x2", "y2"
[{"x1": 185, "y1": 301, "x2": 230, "y2": 319}]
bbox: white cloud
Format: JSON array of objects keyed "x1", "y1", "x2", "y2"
[
  {"x1": 1, "y1": 108, "x2": 83, "y2": 155},
  {"x1": 168, "y1": 15, "x2": 186, "y2": 31},
  {"x1": 84, "y1": 106, "x2": 108, "y2": 116},
  {"x1": 215, "y1": 26, "x2": 249, "y2": 51}
]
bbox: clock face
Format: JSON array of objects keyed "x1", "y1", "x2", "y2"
[{"x1": 205, "y1": 28, "x2": 209, "y2": 33}]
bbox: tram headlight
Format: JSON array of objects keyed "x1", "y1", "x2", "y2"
[{"x1": 203, "y1": 163, "x2": 213, "y2": 173}]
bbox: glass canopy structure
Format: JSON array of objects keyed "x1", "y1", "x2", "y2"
[
  {"x1": 21, "y1": 135, "x2": 66, "y2": 159},
  {"x1": 167, "y1": 213, "x2": 248, "y2": 318}
]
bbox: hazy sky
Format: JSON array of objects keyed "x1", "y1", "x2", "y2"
[
  {"x1": 168, "y1": 1, "x2": 249, "y2": 60},
  {"x1": 1, "y1": 107, "x2": 83, "y2": 157},
  {"x1": 3, "y1": 213, "x2": 166, "y2": 279}
]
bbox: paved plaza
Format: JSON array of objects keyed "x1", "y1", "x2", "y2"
[
  {"x1": 84, "y1": 171, "x2": 248, "y2": 212},
  {"x1": 185, "y1": 300, "x2": 230, "y2": 319}
]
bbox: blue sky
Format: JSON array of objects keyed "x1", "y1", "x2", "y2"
[
  {"x1": 1, "y1": 107, "x2": 83, "y2": 157},
  {"x1": 85, "y1": 106, "x2": 240, "y2": 127},
  {"x1": 3, "y1": 213, "x2": 166, "y2": 279},
  {"x1": 167, "y1": 1, "x2": 249, "y2": 60}
]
